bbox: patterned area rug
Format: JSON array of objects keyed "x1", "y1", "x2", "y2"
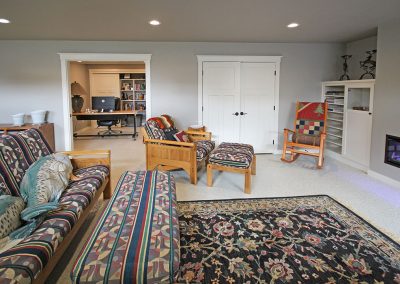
[{"x1": 177, "y1": 195, "x2": 400, "y2": 283}]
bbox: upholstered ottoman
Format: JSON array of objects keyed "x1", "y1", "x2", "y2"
[
  {"x1": 207, "y1": 142, "x2": 256, "y2": 194},
  {"x1": 71, "y1": 170, "x2": 180, "y2": 283}
]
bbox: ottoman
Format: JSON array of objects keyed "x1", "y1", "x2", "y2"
[
  {"x1": 71, "y1": 170, "x2": 180, "y2": 283},
  {"x1": 207, "y1": 142, "x2": 256, "y2": 194}
]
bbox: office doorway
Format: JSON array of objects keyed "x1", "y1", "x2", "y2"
[{"x1": 59, "y1": 53, "x2": 152, "y2": 151}]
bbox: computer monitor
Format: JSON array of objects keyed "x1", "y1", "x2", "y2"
[{"x1": 92, "y1": 96, "x2": 118, "y2": 112}]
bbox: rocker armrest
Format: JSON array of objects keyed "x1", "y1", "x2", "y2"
[
  {"x1": 283, "y1": 128, "x2": 295, "y2": 133},
  {"x1": 186, "y1": 130, "x2": 212, "y2": 140},
  {"x1": 59, "y1": 150, "x2": 111, "y2": 169},
  {"x1": 143, "y1": 138, "x2": 195, "y2": 147}
]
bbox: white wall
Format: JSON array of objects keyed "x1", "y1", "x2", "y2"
[
  {"x1": 0, "y1": 40, "x2": 344, "y2": 150},
  {"x1": 345, "y1": 36, "x2": 377, "y2": 80},
  {"x1": 369, "y1": 20, "x2": 400, "y2": 181},
  {"x1": 69, "y1": 62, "x2": 90, "y2": 131}
]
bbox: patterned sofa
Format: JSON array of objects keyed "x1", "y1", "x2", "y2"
[
  {"x1": 0, "y1": 129, "x2": 111, "y2": 283},
  {"x1": 142, "y1": 115, "x2": 215, "y2": 184}
]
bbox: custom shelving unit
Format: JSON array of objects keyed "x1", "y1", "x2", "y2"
[
  {"x1": 322, "y1": 80, "x2": 375, "y2": 170},
  {"x1": 119, "y1": 73, "x2": 146, "y2": 126}
]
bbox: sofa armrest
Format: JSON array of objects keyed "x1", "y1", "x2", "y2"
[
  {"x1": 186, "y1": 130, "x2": 212, "y2": 141},
  {"x1": 143, "y1": 138, "x2": 195, "y2": 148},
  {"x1": 59, "y1": 150, "x2": 111, "y2": 170}
]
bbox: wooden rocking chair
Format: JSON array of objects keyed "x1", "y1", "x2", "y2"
[{"x1": 281, "y1": 101, "x2": 328, "y2": 168}]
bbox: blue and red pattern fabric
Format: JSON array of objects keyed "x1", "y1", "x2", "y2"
[{"x1": 71, "y1": 170, "x2": 180, "y2": 283}]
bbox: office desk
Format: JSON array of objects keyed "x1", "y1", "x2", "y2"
[{"x1": 72, "y1": 110, "x2": 138, "y2": 139}]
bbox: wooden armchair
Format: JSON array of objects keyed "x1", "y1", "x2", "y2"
[
  {"x1": 281, "y1": 101, "x2": 328, "y2": 168},
  {"x1": 142, "y1": 118, "x2": 213, "y2": 184}
]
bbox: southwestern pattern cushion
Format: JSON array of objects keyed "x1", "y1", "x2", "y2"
[
  {"x1": 145, "y1": 119, "x2": 167, "y2": 140},
  {"x1": 0, "y1": 177, "x2": 105, "y2": 283},
  {"x1": 0, "y1": 196, "x2": 25, "y2": 239},
  {"x1": 72, "y1": 170, "x2": 180, "y2": 284},
  {"x1": 195, "y1": 140, "x2": 215, "y2": 161},
  {"x1": 209, "y1": 142, "x2": 254, "y2": 168}
]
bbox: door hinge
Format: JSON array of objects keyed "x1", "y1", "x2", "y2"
[
  {"x1": 202, "y1": 106, "x2": 204, "y2": 111},
  {"x1": 273, "y1": 139, "x2": 275, "y2": 145},
  {"x1": 274, "y1": 70, "x2": 276, "y2": 75},
  {"x1": 202, "y1": 70, "x2": 204, "y2": 76},
  {"x1": 273, "y1": 106, "x2": 275, "y2": 111}
]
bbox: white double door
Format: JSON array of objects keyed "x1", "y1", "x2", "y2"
[{"x1": 202, "y1": 62, "x2": 277, "y2": 153}]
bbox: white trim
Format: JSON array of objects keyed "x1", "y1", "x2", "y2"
[
  {"x1": 197, "y1": 55, "x2": 282, "y2": 153},
  {"x1": 59, "y1": 53, "x2": 152, "y2": 151},
  {"x1": 368, "y1": 169, "x2": 400, "y2": 189}
]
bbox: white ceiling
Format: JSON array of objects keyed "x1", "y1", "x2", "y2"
[{"x1": 0, "y1": 0, "x2": 399, "y2": 43}]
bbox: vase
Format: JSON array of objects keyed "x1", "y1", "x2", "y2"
[{"x1": 72, "y1": 95, "x2": 84, "y2": 113}]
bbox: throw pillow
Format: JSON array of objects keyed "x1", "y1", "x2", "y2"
[
  {"x1": 0, "y1": 195, "x2": 25, "y2": 239},
  {"x1": 160, "y1": 114, "x2": 174, "y2": 128},
  {"x1": 19, "y1": 153, "x2": 73, "y2": 208},
  {"x1": 164, "y1": 129, "x2": 178, "y2": 141},
  {"x1": 174, "y1": 131, "x2": 190, "y2": 142}
]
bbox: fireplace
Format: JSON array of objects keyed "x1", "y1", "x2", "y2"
[{"x1": 385, "y1": 135, "x2": 400, "y2": 168}]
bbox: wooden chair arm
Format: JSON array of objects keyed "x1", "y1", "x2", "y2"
[
  {"x1": 143, "y1": 138, "x2": 195, "y2": 148},
  {"x1": 283, "y1": 128, "x2": 295, "y2": 133},
  {"x1": 59, "y1": 150, "x2": 111, "y2": 169},
  {"x1": 186, "y1": 130, "x2": 212, "y2": 141}
]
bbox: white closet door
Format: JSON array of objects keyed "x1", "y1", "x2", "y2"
[
  {"x1": 203, "y1": 62, "x2": 241, "y2": 144},
  {"x1": 90, "y1": 73, "x2": 120, "y2": 98},
  {"x1": 240, "y1": 63, "x2": 276, "y2": 153}
]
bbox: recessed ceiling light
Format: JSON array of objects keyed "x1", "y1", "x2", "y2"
[
  {"x1": 287, "y1": 22, "x2": 299, "y2": 28},
  {"x1": 149, "y1": 20, "x2": 161, "y2": 26},
  {"x1": 77, "y1": 61, "x2": 82, "y2": 63},
  {"x1": 0, "y1": 18, "x2": 10, "y2": 24}
]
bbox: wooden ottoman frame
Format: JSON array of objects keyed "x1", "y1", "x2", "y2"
[{"x1": 207, "y1": 155, "x2": 256, "y2": 194}]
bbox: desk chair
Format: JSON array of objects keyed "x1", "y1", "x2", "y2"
[{"x1": 95, "y1": 97, "x2": 122, "y2": 136}]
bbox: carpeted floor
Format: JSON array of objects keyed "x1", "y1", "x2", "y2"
[{"x1": 177, "y1": 195, "x2": 400, "y2": 283}]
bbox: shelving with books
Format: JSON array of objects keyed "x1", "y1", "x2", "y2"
[{"x1": 119, "y1": 73, "x2": 146, "y2": 126}]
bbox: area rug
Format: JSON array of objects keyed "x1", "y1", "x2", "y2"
[{"x1": 177, "y1": 195, "x2": 400, "y2": 283}]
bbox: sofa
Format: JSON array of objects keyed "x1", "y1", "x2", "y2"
[
  {"x1": 0, "y1": 129, "x2": 111, "y2": 283},
  {"x1": 142, "y1": 115, "x2": 215, "y2": 184}
]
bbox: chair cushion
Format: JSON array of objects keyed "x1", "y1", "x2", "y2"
[
  {"x1": 209, "y1": 142, "x2": 254, "y2": 169},
  {"x1": 295, "y1": 120, "x2": 324, "y2": 136},
  {"x1": 292, "y1": 133, "x2": 321, "y2": 146},
  {"x1": 144, "y1": 120, "x2": 167, "y2": 140},
  {"x1": 174, "y1": 130, "x2": 189, "y2": 142},
  {"x1": 195, "y1": 140, "x2": 215, "y2": 161}
]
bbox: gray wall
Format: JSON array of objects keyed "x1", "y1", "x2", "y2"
[
  {"x1": 345, "y1": 36, "x2": 377, "y2": 80},
  {"x1": 370, "y1": 20, "x2": 400, "y2": 181},
  {"x1": 0, "y1": 41, "x2": 344, "y2": 150}
]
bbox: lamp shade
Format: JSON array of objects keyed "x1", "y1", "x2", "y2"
[{"x1": 71, "y1": 81, "x2": 87, "y2": 96}]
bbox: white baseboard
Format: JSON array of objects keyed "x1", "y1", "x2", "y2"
[{"x1": 367, "y1": 170, "x2": 400, "y2": 189}]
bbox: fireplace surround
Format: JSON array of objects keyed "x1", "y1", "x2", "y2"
[{"x1": 384, "y1": 135, "x2": 400, "y2": 168}]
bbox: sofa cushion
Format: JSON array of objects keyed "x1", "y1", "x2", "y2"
[
  {"x1": 0, "y1": 176, "x2": 105, "y2": 283},
  {"x1": 195, "y1": 140, "x2": 215, "y2": 161},
  {"x1": 174, "y1": 130, "x2": 189, "y2": 142},
  {"x1": 0, "y1": 196, "x2": 25, "y2": 239},
  {"x1": 72, "y1": 165, "x2": 109, "y2": 183},
  {"x1": 9, "y1": 129, "x2": 53, "y2": 164}
]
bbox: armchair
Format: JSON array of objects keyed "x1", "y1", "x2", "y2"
[
  {"x1": 281, "y1": 101, "x2": 328, "y2": 168},
  {"x1": 142, "y1": 116, "x2": 214, "y2": 184}
]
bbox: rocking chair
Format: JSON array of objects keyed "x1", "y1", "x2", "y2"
[{"x1": 281, "y1": 101, "x2": 328, "y2": 168}]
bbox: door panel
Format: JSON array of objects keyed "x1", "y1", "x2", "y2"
[
  {"x1": 240, "y1": 63, "x2": 276, "y2": 153},
  {"x1": 203, "y1": 62, "x2": 240, "y2": 143}
]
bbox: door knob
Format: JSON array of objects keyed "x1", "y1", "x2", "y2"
[
  {"x1": 240, "y1": 112, "x2": 247, "y2": 115},
  {"x1": 232, "y1": 112, "x2": 239, "y2": 116}
]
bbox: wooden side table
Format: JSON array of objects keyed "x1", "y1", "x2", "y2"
[{"x1": 0, "y1": 123, "x2": 55, "y2": 151}]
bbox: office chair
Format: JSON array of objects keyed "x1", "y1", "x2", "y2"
[{"x1": 96, "y1": 98, "x2": 123, "y2": 136}]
